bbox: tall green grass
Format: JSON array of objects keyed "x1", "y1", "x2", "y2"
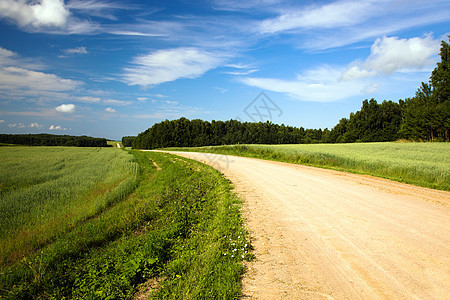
[
  {"x1": 165, "y1": 142, "x2": 450, "y2": 191},
  {"x1": 1, "y1": 149, "x2": 251, "y2": 299},
  {"x1": 0, "y1": 147, "x2": 139, "y2": 266}
]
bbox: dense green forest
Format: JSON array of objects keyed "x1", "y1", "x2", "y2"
[
  {"x1": 121, "y1": 136, "x2": 136, "y2": 147},
  {"x1": 132, "y1": 37, "x2": 449, "y2": 149},
  {"x1": 0, "y1": 134, "x2": 108, "y2": 147}
]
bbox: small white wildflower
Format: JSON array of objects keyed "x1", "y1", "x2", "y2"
[
  {"x1": 231, "y1": 255, "x2": 234, "y2": 258},
  {"x1": 241, "y1": 255, "x2": 244, "y2": 258},
  {"x1": 223, "y1": 253, "x2": 227, "y2": 256}
]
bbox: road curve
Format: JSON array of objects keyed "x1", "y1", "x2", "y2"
[{"x1": 166, "y1": 151, "x2": 450, "y2": 299}]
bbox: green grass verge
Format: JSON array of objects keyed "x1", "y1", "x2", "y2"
[
  {"x1": 164, "y1": 142, "x2": 450, "y2": 191},
  {"x1": 0, "y1": 149, "x2": 251, "y2": 299}
]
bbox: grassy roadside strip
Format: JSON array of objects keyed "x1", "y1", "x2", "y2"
[
  {"x1": 1, "y1": 150, "x2": 252, "y2": 299},
  {"x1": 163, "y1": 143, "x2": 450, "y2": 191}
]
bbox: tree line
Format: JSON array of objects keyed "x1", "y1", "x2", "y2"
[
  {"x1": 121, "y1": 136, "x2": 136, "y2": 147},
  {"x1": 0, "y1": 134, "x2": 108, "y2": 147},
  {"x1": 131, "y1": 37, "x2": 449, "y2": 149},
  {"x1": 132, "y1": 118, "x2": 327, "y2": 149}
]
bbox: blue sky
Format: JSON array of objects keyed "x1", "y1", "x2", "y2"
[{"x1": 0, "y1": 0, "x2": 449, "y2": 140}]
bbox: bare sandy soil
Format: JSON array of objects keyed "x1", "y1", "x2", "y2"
[{"x1": 167, "y1": 151, "x2": 450, "y2": 299}]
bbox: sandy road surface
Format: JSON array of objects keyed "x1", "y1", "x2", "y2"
[{"x1": 165, "y1": 151, "x2": 450, "y2": 299}]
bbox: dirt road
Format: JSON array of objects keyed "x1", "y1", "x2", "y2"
[{"x1": 166, "y1": 151, "x2": 450, "y2": 299}]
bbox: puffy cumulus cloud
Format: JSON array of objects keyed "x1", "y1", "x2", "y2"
[
  {"x1": 29, "y1": 122, "x2": 43, "y2": 128},
  {"x1": 366, "y1": 35, "x2": 440, "y2": 74},
  {"x1": 55, "y1": 103, "x2": 75, "y2": 113},
  {"x1": 0, "y1": 119, "x2": 4, "y2": 123},
  {"x1": 123, "y1": 48, "x2": 223, "y2": 87},
  {"x1": 49, "y1": 124, "x2": 66, "y2": 130},
  {"x1": 105, "y1": 107, "x2": 116, "y2": 113},
  {"x1": 341, "y1": 35, "x2": 440, "y2": 80},
  {"x1": 0, "y1": 0, "x2": 69, "y2": 29},
  {"x1": 8, "y1": 123, "x2": 26, "y2": 128}
]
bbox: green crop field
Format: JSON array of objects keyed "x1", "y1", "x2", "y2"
[
  {"x1": 0, "y1": 147, "x2": 251, "y2": 299},
  {"x1": 0, "y1": 147, "x2": 139, "y2": 267},
  {"x1": 166, "y1": 142, "x2": 450, "y2": 191}
]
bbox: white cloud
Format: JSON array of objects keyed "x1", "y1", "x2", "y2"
[
  {"x1": 105, "y1": 107, "x2": 116, "y2": 113},
  {"x1": 240, "y1": 65, "x2": 366, "y2": 102},
  {"x1": 8, "y1": 123, "x2": 25, "y2": 128},
  {"x1": 0, "y1": 47, "x2": 16, "y2": 66},
  {"x1": 259, "y1": 0, "x2": 375, "y2": 33},
  {"x1": 362, "y1": 83, "x2": 379, "y2": 94},
  {"x1": 123, "y1": 47, "x2": 223, "y2": 86},
  {"x1": 224, "y1": 69, "x2": 257, "y2": 76},
  {"x1": 29, "y1": 122, "x2": 43, "y2": 128},
  {"x1": 0, "y1": 47, "x2": 82, "y2": 102},
  {"x1": 137, "y1": 97, "x2": 148, "y2": 101},
  {"x1": 341, "y1": 66, "x2": 376, "y2": 81},
  {"x1": 366, "y1": 35, "x2": 440, "y2": 74},
  {"x1": 214, "y1": 87, "x2": 228, "y2": 93},
  {"x1": 49, "y1": 124, "x2": 66, "y2": 130},
  {"x1": 341, "y1": 35, "x2": 441, "y2": 80},
  {"x1": 0, "y1": 0, "x2": 69, "y2": 28},
  {"x1": 103, "y1": 99, "x2": 131, "y2": 106},
  {"x1": 76, "y1": 96, "x2": 101, "y2": 103},
  {"x1": 240, "y1": 34, "x2": 442, "y2": 102},
  {"x1": 63, "y1": 46, "x2": 88, "y2": 55},
  {"x1": 256, "y1": 0, "x2": 450, "y2": 50},
  {"x1": 66, "y1": 0, "x2": 132, "y2": 20},
  {"x1": 0, "y1": 119, "x2": 4, "y2": 123},
  {"x1": 0, "y1": 66, "x2": 81, "y2": 92},
  {"x1": 55, "y1": 104, "x2": 76, "y2": 113}
]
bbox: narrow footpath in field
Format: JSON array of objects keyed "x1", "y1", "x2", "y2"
[{"x1": 165, "y1": 151, "x2": 450, "y2": 299}]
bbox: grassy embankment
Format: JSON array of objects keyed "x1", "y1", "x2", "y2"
[
  {"x1": 0, "y1": 147, "x2": 251, "y2": 299},
  {"x1": 165, "y1": 142, "x2": 450, "y2": 191}
]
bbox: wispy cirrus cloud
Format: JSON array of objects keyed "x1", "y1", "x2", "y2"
[
  {"x1": 123, "y1": 47, "x2": 223, "y2": 87},
  {"x1": 256, "y1": 0, "x2": 450, "y2": 50},
  {"x1": 63, "y1": 46, "x2": 88, "y2": 55},
  {"x1": 240, "y1": 65, "x2": 366, "y2": 102},
  {"x1": 66, "y1": 0, "x2": 136, "y2": 20},
  {"x1": 258, "y1": 0, "x2": 377, "y2": 33},
  {"x1": 0, "y1": 66, "x2": 81, "y2": 92},
  {"x1": 103, "y1": 99, "x2": 132, "y2": 106},
  {"x1": 0, "y1": 47, "x2": 82, "y2": 96}
]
